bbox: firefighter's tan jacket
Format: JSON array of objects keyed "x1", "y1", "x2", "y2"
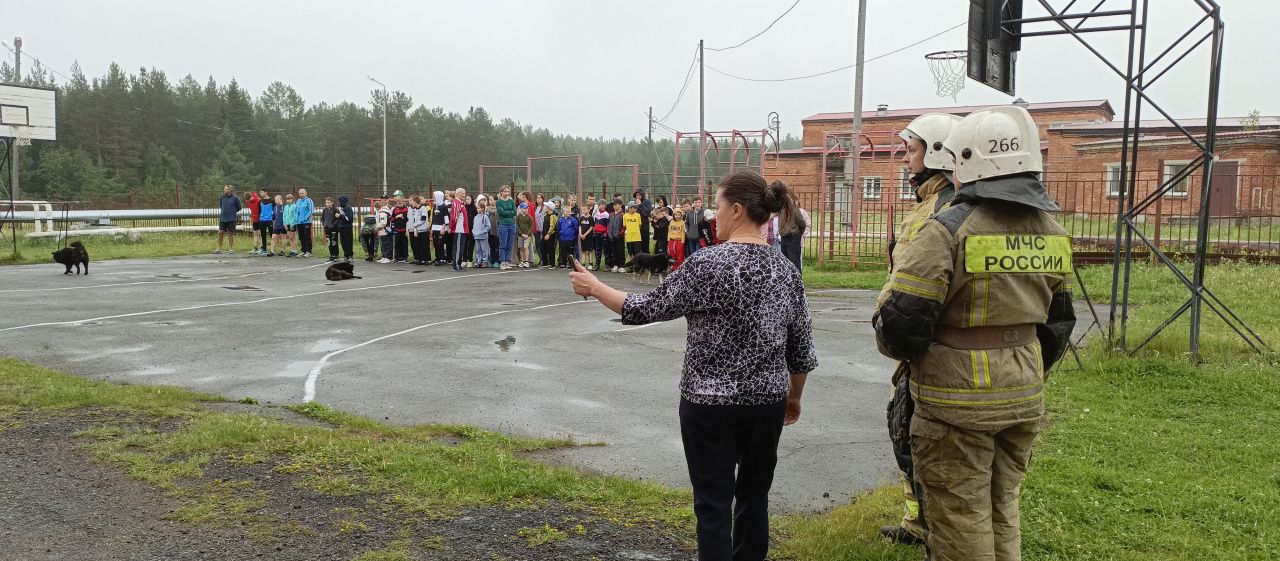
[
  {"x1": 874, "y1": 190, "x2": 1076, "y2": 431},
  {"x1": 879, "y1": 171, "x2": 954, "y2": 310}
]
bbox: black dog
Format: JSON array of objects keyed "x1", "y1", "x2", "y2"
[
  {"x1": 52, "y1": 241, "x2": 89, "y2": 275},
  {"x1": 325, "y1": 261, "x2": 361, "y2": 281},
  {"x1": 625, "y1": 253, "x2": 676, "y2": 284}
]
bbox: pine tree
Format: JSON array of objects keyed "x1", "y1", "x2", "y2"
[
  {"x1": 202, "y1": 129, "x2": 260, "y2": 193},
  {"x1": 142, "y1": 145, "x2": 184, "y2": 191}
]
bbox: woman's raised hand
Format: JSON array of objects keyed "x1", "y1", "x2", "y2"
[{"x1": 570, "y1": 259, "x2": 597, "y2": 299}]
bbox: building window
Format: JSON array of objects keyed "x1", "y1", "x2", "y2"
[
  {"x1": 1105, "y1": 163, "x2": 1123, "y2": 197},
  {"x1": 863, "y1": 176, "x2": 882, "y2": 200},
  {"x1": 899, "y1": 167, "x2": 915, "y2": 199},
  {"x1": 1163, "y1": 161, "x2": 1192, "y2": 197}
]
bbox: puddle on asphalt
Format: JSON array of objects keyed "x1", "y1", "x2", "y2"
[
  {"x1": 512, "y1": 362, "x2": 546, "y2": 371},
  {"x1": 495, "y1": 335, "x2": 517, "y2": 352},
  {"x1": 222, "y1": 285, "x2": 263, "y2": 291},
  {"x1": 274, "y1": 361, "x2": 319, "y2": 378},
  {"x1": 156, "y1": 273, "x2": 192, "y2": 279}
]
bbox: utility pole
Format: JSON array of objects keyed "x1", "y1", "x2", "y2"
[
  {"x1": 367, "y1": 76, "x2": 388, "y2": 197},
  {"x1": 647, "y1": 106, "x2": 653, "y2": 146},
  {"x1": 10, "y1": 37, "x2": 21, "y2": 203},
  {"x1": 846, "y1": 1, "x2": 867, "y2": 206},
  {"x1": 698, "y1": 39, "x2": 705, "y2": 199}
]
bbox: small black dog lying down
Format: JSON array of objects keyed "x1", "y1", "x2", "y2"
[
  {"x1": 625, "y1": 252, "x2": 676, "y2": 284},
  {"x1": 325, "y1": 261, "x2": 361, "y2": 281},
  {"x1": 52, "y1": 241, "x2": 89, "y2": 275}
]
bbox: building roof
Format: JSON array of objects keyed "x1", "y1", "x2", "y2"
[
  {"x1": 1052, "y1": 115, "x2": 1280, "y2": 132},
  {"x1": 777, "y1": 140, "x2": 1049, "y2": 157},
  {"x1": 1072, "y1": 128, "x2": 1280, "y2": 149},
  {"x1": 802, "y1": 99, "x2": 1115, "y2": 123},
  {"x1": 777, "y1": 147, "x2": 825, "y2": 156}
]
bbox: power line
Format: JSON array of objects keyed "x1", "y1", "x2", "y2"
[
  {"x1": 660, "y1": 45, "x2": 701, "y2": 124},
  {"x1": 0, "y1": 41, "x2": 76, "y2": 85},
  {"x1": 652, "y1": 119, "x2": 680, "y2": 135},
  {"x1": 706, "y1": 21, "x2": 965, "y2": 82},
  {"x1": 706, "y1": 0, "x2": 801, "y2": 52}
]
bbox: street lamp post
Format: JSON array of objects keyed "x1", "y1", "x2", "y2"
[{"x1": 368, "y1": 76, "x2": 388, "y2": 197}]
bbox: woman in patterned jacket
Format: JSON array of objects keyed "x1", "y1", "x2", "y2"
[{"x1": 569, "y1": 170, "x2": 818, "y2": 561}]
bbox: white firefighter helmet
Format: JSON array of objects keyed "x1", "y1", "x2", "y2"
[
  {"x1": 898, "y1": 113, "x2": 962, "y2": 171},
  {"x1": 943, "y1": 105, "x2": 1043, "y2": 185}
]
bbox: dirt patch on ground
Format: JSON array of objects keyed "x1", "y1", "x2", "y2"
[{"x1": 0, "y1": 408, "x2": 693, "y2": 561}]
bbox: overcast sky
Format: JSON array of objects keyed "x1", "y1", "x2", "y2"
[{"x1": 7, "y1": 0, "x2": 1276, "y2": 141}]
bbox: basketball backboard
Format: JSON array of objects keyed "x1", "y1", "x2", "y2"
[
  {"x1": 0, "y1": 83, "x2": 57, "y2": 141},
  {"x1": 967, "y1": 0, "x2": 1022, "y2": 96}
]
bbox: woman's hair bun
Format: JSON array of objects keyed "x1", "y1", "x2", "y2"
[{"x1": 763, "y1": 181, "x2": 787, "y2": 213}]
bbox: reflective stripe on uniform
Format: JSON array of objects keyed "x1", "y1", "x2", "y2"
[
  {"x1": 891, "y1": 271, "x2": 947, "y2": 301},
  {"x1": 970, "y1": 351, "x2": 980, "y2": 388},
  {"x1": 968, "y1": 350, "x2": 992, "y2": 388},
  {"x1": 982, "y1": 350, "x2": 992, "y2": 388},
  {"x1": 910, "y1": 380, "x2": 1044, "y2": 406}
]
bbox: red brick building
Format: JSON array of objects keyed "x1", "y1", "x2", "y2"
[{"x1": 765, "y1": 100, "x2": 1280, "y2": 219}]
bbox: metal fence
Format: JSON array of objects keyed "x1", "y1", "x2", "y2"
[{"x1": 797, "y1": 164, "x2": 1280, "y2": 267}]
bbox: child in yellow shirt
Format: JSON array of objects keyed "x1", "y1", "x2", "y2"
[{"x1": 623, "y1": 203, "x2": 643, "y2": 269}]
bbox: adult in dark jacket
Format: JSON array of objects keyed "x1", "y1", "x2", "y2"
[
  {"x1": 635, "y1": 188, "x2": 654, "y2": 253},
  {"x1": 335, "y1": 195, "x2": 355, "y2": 261},
  {"x1": 216, "y1": 185, "x2": 242, "y2": 255}
]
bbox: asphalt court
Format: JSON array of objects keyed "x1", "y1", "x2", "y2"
[{"x1": 0, "y1": 254, "x2": 899, "y2": 512}]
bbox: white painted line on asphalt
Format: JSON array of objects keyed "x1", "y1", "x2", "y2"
[
  {"x1": 0, "y1": 269, "x2": 520, "y2": 332},
  {"x1": 611, "y1": 321, "x2": 667, "y2": 332},
  {"x1": 302, "y1": 300, "x2": 590, "y2": 403},
  {"x1": 0, "y1": 262, "x2": 330, "y2": 293}
]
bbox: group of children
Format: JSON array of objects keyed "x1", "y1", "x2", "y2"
[
  {"x1": 242, "y1": 188, "x2": 334, "y2": 258},
  {"x1": 234, "y1": 184, "x2": 810, "y2": 272},
  {"x1": 356, "y1": 187, "x2": 722, "y2": 272}
]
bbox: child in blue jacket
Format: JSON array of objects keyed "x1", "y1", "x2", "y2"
[{"x1": 557, "y1": 207, "x2": 580, "y2": 269}]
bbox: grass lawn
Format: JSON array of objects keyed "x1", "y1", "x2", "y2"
[
  {"x1": 0, "y1": 357, "x2": 695, "y2": 557},
  {"x1": 773, "y1": 262, "x2": 1280, "y2": 560}
]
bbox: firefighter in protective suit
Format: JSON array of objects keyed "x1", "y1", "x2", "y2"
[
  {"x1": 873, "y1": 105, "x2": 1075, "y2": 561},
  {"x1": 878, "y1": 112, "x2": 962, "y2": 546}
]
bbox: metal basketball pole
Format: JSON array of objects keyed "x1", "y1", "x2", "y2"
[
  {"x1": 1, "y1": 138, "x2": 14, "y2": 258},
  {"x1": 1004, "y1": 0, "x2": 1267, "y2": 360}
]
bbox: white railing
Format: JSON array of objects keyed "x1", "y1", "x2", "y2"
[{"x1": 1, "y1": 206, "x2": 372, "y2": 238}]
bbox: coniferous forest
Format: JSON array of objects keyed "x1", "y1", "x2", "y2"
[{"x1": 1, "y1": 60, "x2": 801, "y2": 206}]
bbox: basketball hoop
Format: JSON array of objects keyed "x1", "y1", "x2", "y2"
[
  {"x1": 925, "y1": 50, "x2": 968, "y2": 101},
  {"x1": 14, "y1": 128, "x2": 31, "y2": 147}
]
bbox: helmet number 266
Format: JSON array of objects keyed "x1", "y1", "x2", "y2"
[{"x1": 989, "y1": 138, "x2": 1021, "y2": 153}]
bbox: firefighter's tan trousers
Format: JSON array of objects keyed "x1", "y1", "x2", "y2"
[{"x1": 911, "y1": 412, "x2": 1040, "y2": 561}]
